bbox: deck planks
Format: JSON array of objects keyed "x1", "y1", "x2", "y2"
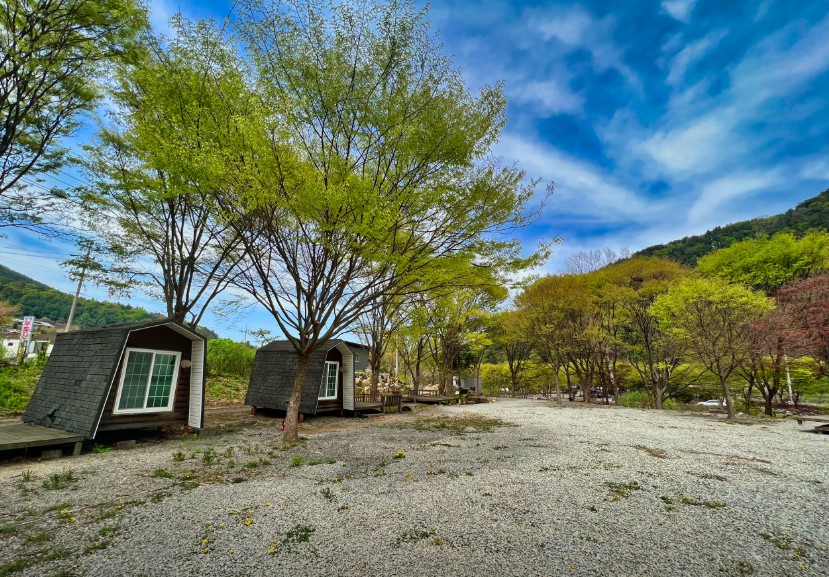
[{"x1": 0, "y1": 422, "x2": 85, "y2": 452}]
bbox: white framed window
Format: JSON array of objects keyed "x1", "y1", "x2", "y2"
[
  {"x1": 113, "y1": 348, "x2": 182, "y2": 414},
  {"x1": 319, "y1": 361, "x2": 339, "y2": 400}
]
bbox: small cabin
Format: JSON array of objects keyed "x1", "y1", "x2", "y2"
[
  {"x1": 22, "y1": 320, "x2": 206, "y2": 438},
  {"x1": 247, "y1": 339, "x2": 370, "y2": 416}
]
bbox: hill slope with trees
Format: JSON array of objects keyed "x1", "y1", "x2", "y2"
[
  {"x1": 636, "y1": 188, "x2": 829, "y2": 266},
  {"x1": 0, "y1": 264, "x2": 215, "y2": 337}
]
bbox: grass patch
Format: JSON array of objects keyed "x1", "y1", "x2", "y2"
[
  {"x1": 202, "y1": 448, "x2": 218, "y2": 466},
  {"x1": 604, "y1": 481, "x2": 641, "y2": 501},
  {"x1": 95, "y1": 508, "x2": 118, "y2": 522},
  {"x1": 20, "y1": 470, "x2": 34, "y2": 483},
  {"x1": 179, "y1": 481, "x2": 200, "y2": 490},
  {"x1": 401, "y1": 414, "x2": 513, "y2": 436},
  {"x1": 319, "y1": 488, "x2": 336, "y2": 502},
  {"x1": 634, "y1": 445, "x2": 668, "y2": 459},
  {"x1": 83, "y1": 542, "x2": 110, "y2": 555},
  {"x1": 290, "y1": 456, "x2": 304, "y2": 467},
  {"x1": 42, "y1": 470, "x2": 74, "y2": 490},
  {"x1": 0, "y1": 550, "x2": 71, "y2": 577},
  {"x1": 205, "y1": 374, "x2": 248, "y2": 405},
  {"x1": 283, "y1": 524, "x2": 315, "y2": 547},
  {"x1": 25, "y1": 532, "x2": 52, "y2": 543},
  {"x1": 172, "y1": 451, "x2": 185, "y2": 462},
  {"x1": 98, "y1": 527, "x2": 118, "y2": 537},
  {"x1": 686, "y1": 470, "x2": 728, "y2": 481},
  {"x1": 0, "y1": 523, "x2": 17, "y2": 535}
]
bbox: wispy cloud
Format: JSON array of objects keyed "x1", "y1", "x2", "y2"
[{"x1": 661, "y1": 0, "x2": 697, "y2": 22}]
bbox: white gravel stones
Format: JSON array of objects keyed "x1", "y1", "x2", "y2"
[{"x1": 1, "y1": 399, "x2": 827, "y2": 577}]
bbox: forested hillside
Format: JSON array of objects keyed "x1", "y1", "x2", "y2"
[
  {"x1": 636, "y1": 188, "x2": 829, "y2": 266},
  {"x1": 0, "y1": 264, "x2": 225, "y2": 335}
]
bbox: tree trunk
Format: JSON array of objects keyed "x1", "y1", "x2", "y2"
[
  {"x1": 764, "y1": 393, "x2": 773, "y2": 417},
  {"x1": 284, "y1": 352, "x2": 310, "y2": 442},
  {"x1": 654, "y1": 387, "x2": 664, "y2": 410},
  {"x1": 720, "y1": 375, "x2": 735, "y2": 420},
  {"x1": 553, "y1": 355, "x2": 562, "y2": 404},
  {"x1": 370, "y1": 363, "x2": 381, "y2": 401}
]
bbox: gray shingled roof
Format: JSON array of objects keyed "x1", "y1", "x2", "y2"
[
  {"x1": 22, "y1": 320, "x2": 204, "y2": 438},
  {"x1": 247, "y1": 339, "x2": 369, "y2": 414}
]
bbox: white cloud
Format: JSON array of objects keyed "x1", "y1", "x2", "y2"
[
  {"x1": 511, "y1": 79, "x2": 583, "y2": 115},
  {"x1": 687, "y1": 170, "x2": 781, "y2": 225},
  {"x1": 641, "y1": 114, "x2": 739, "y2": 174},
  {"x1": 661, "y1": 0, "x2": 697, "y2": 22},
  {"x1": 495, "y1": 133, "x2": 658, "y2": 225},
  {"x1": 535, "y1": 7, "x2": 593, "y2": 45},
  {"x1": 665, "y1": 31, "x2": 726, "y2": 85}
]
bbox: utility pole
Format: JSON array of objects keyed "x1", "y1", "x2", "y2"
[{"x1": 65, "y1": 244, "x2": 91, "y2": 332}]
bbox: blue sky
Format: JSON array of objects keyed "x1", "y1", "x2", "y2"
[{"x1": 3, "y1": 0, "x2": 829, "y2": 339}]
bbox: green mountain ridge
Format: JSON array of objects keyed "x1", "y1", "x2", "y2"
[
  {"x1": 636, "y1": 188, "x2": 829, "y2": 266},
  {"x1": 0, "y1": 263, "x2": 163, "y2": 329}
]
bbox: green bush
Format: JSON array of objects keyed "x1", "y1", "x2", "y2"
[
  {"x1": 206, "y1": 339, "x2": 256, "y2": 378},
  {"x1": 619, "y1": 389, "x2": 650, "y2": 408},
  {"x1": 0, "y1": 357, "x2": 47, "y2": 415}
]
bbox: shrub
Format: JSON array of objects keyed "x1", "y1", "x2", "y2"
[
  {"x1": 206, "y1": 339, "x2": 255, "y2": 378},
  {"x1": 619, "y1": 390, "x2": 650, "y2": 408}
]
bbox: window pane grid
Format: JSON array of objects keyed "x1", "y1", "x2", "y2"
[
  {"x1": 319, "y1": 362, "x2": 338, "y2": 399},
  {"x1": 116, "y1": 349, "x2": 180, "y2": 413}
]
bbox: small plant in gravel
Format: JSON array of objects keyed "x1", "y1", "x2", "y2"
[
  {"x1": 42, "y1": 470, "x2": 75, "y2": 490},
  {"x1": 604, "y1": 481, "x2": 640, "y2": 501},
  {"x1": 202, "y1": 448, "x2": 218, "y2": 466},
  {"x1": 98, "y1": 527, "x2": 118, "y2": 537},
  {"x1": 634, "y1": 445, "x2": 668, "y2": 458},
  {"x1": 0, "y1": 523, "x2": 17, "y2": 535},
  {"x1": 290, "y1": 456, "x2": 304, "y2": 467},
  {"x1": 152, "y1": 468, "x2": 174, "y2": 479},
  {"x1": 91, "y1": 443, "x2": 110, "y2": 454},
  {"x1": 676, "y1": 494, "x2": 726, "y2": 509},
  {"x1": 95, "y1": 508, "x2": 119, "y2": 522},
  {"x1": 395, "y1": 527, "x2": 439, "y2": 546},
  {"x1": 280, "y1": 524, "x2": 315, "y2": 550},
  {"x1": 150, "y1": 491, "x2": 171, "y2": 504},
  {"x1": 21, "y1": 470, "x2": 34, "y2": 482},
  {"x1": 394, "y1": 450, "x2": 406, "y2": 459},
  {"x1": 25, "y1": 532, "x2": 53, "y2": 543},
  {"x1": 172, "y1": 451, "x2": 185, "y2": 462},
  {"x1": 83, "y1": 541, "x2": 110, "y2": 555},
  {"x1": 319, "y1": 488, "x2": 336, "y2": 502}
]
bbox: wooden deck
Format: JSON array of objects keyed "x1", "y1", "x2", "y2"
[
  {"x1": 0, "y1": 422, "x2": 85, "y2": 455},
  {"x1": 355, "y1": 400, "x2": 384, "y2": 413},
  {"x1": 405, "y1": 394, "x2": 459, "y2": 405},
  {"x1": 795, "y1": 415, "x2": 829, "y2": 434}
]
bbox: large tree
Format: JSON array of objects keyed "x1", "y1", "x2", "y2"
[
  {"x1": 0, "y1": 0, "x2": 147, "y2": 227},
  {"x1": 651, "y1": 278, "x2": 773, "y2": 419},
  {"x1": 228, "y1": 0, "x2": 548, "y2": 441},
  {"x1": 80, "y1": 17, "x2": 254, "y2": 327},
  {"x1": 599, "y1": 256, "x2": 694, "y2": 409}
]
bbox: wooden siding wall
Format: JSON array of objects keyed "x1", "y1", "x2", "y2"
[
  {"x1": 97, "y1": 327, "x2": 193, "y2": 432},
  {"x1": 317, "y1": 348, "x2": 343, "y2": 411}
]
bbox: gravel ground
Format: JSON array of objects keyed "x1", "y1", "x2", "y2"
[{"x1": 0, "y1": 399, "x2": 827, "y2": 577}]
